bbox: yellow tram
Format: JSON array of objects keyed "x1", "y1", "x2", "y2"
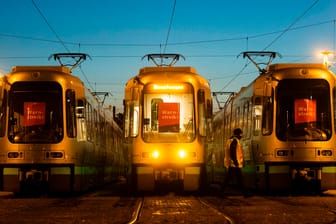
[
  {"x1": 0, "y1": 53, "x2": 125, "y2": 194},
  {"x1": 124, "y1": 54, "x2": 212, "y2": 191},
  {"x1": 210, "y1": 52, "x2": 336, "y2": 193}
]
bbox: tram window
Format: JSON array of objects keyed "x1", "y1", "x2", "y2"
[
  {"x1": 132, "y1": 103, "x2": 139, "y2": 137},
  {"x1": 237, "y1": 106, "x2": 243, "y2": 131},
  {"x1": 243, "y1": 101, "x2": 251, "y2": 138},
  {"x1": 76, "y1": 99, "x2": 86, "y2": 141},
  {"x1": 124, "y1": 101, "x2": 139, "y2": 137},
  {"x1": 334, "y1": 87, "x2": 336, "y2": 133},
  {"x1": 262, "y1": 94, "x2": 273, "y2": 136},
  {"x1": 0, "y1": 90, "x2": 7, "y2": 137},
  {"x1": 253, "y1": 97, "x2": 262, "y2": 136},
  {"x1": 206, "y1": 99, "x2": 212, "y2": 118},
  {"x1": 276, "y1": 79, "x2": 331, "y2": 141},
  {"x1": 66, "y1": 89, "x2": 77, "y2": 138},
  {"x1": 86, "y1": 103, "x2": 92, "y2": 141},
  {"x1": 124, "y1": 102, "x2": 130, "y2": 138},
  {"x1": 142, "y1": 88, "x2": 195, "y2": 143},
  {"x1": 94, "y1": 109, "x2": 98, "y2": 142},
  {"x1": 76, "y1": 100, "x2": 85, "y2": 118},
  {"x1": 198, "y1": 90, "x2": 206, "y2": 137},
  {"x1": 8, "y1": 82, "x2": 63, "y2": 143}
]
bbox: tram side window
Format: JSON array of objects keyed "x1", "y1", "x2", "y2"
[
  {"x1": 253, "y1": 97, "x2": 262, "y2": 136},
  {"x1": 86, "y1": 103, "x2": 93, "y2": 142},
  {"x1": 238, "y1": 106, "x2": 243, "y2": 131},
  {"x1": 94, "y1": 109, "x2": 98, "y2": 143},
  {"x1": 206, "y1": 99, "x2": 213, "y2": 139},
  {"x1": 198, "y1": 90, "x2": 206, "y2": 136},
  {"x1": 0, "y1": 90, "x2": 7, "y2": 137},
  {"x1": 234, "y1": 106, "x2": 241, "y2": 131},
  {"x1": 66, "y1": 89, "x2": 76, "y2": 138},
  {"x1": 334, "y1": 87, "x2": 336, "y2": 133},
  {"x1": 124, "y1": 101, "x2": 139, "y2": 137},
  {"x1": 242, "y1": 101, "x2": 250, "y2": 138},
  {"x1": 124, "y1": 101, "x2": 130, "y2": 138},
  {"x1": 224, "y1": 113, "x2": 231, "y2": 140},
  {"x1": 100, "y1": 115, "x2": 106, "y2": 147},
  {"x1": 76, "y1": 99, "x2": 87, "y2": 141},
  {"x1": 262, "y1": 93, "x2": 273, "y2": 136}
]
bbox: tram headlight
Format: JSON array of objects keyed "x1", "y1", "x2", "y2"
[
  {"x1": 177, "y1": 150, "x2": 196, "y2": 159},
  {"x1": 142, "y1": 150, "x2": 160, "y2": 159},
  {"x1": 152, "y1": 150, "x2": 160, "y2": 159},
  {"x1": 178, "y1": 150, "x2": 186, "y2": 159}
]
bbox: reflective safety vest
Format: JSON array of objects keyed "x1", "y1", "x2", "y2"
[{"x1": 224, "y1": 137, "x2": 244, "y2": 168}]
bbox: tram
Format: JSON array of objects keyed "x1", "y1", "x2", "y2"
[
  {"x1": 0, "y1": 53, "x2": 125, "y2": 193},
  {"x1": 210, "y1": 52, "x2": 336, "y2": 193},
  {"x1": 124, "y1": 54, "x2": 212, "y2": 191}
]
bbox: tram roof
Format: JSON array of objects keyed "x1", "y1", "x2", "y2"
[
  {"x1": 269, "y1": 63, "x2": 327, "y2": 71},
  {"x1": 139, "y1": 66, "x2": 196, "y2": 74},
  {"x1": 11, "y1": 66, "x2": 71, "y2": 74}
]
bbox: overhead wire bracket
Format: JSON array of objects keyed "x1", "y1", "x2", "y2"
[
  {"x1": 49, "y1": 53, "x2": 91, "y2": 72},
  {"x1": 238, "y1": 51, "x2": 281, "y2": 74},
  {"x1": 92, "y1": 91, "x2": 111, "y2": 106},
  {"x1": 212, "y1": 91, "x2": 235, "y2": 110},
  {"x1": 142, "y1": 53, "x2": 185, "y2": 67}
]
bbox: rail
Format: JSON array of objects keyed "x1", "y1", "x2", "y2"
[
  {"x1": 127, "y1": 197, "x2": 144, "y2": 224},
  {"x1": 198, "y1": 197, "x2": 235, "y2": 224}
]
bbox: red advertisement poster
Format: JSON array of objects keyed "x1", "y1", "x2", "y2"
[
  {"x1": 24, "y1": 102, "x2": 46, "y2": 126},
  {"x1": 294, "y1": 99, "x2": 316, "y2": 124},
  {"x1": 158, "y1": 102, "x2": 180, "y2": 132}
]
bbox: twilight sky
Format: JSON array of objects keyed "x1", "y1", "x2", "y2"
[{"x1": 0, "y1": 0, "x2": 335, "y2": 112}]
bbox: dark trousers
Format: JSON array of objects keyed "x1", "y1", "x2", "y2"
[{"x1": 222, "y1": 166, "x2": 247, "y2": 195}]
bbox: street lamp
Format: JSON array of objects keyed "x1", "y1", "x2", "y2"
[{"x1": 320, "y1": 51, "x2": 334, "y2": 67}]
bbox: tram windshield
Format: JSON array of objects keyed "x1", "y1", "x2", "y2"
[
  {"x1": 8, "y1": 82, "x2": 63, "y2": 143},
  {"x1": 276, "y1": 79, "x2": 331, "y2": 141},
  {"x1": 142, "y1": 83, "x2": 195, "y2": 143}
]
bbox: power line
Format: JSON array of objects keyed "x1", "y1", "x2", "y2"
[
  {"x1": 0, "y1": 19, "x2": 333, "y2": 48},
  {"x1": 31, "y1": 0, "x2": 94, "y2": 91},
  {"x1": 0, "y1": 54, "x2": 315, "y2": 60},
  {"x1": 31, "y1": 0, "x2": 70, "y2": 52},
  {"x1": 219, "y1": 0, "x2": 321, "y2": 93},
  {"x1": 0, "y1": 53, "x2": 317, "y2": 64},
  {"x1": 263, "y1": 0, "x2": 320, "y2": 50},
  {"x1": 163, "y1": 0, "x2": 177, "y2": 53}
]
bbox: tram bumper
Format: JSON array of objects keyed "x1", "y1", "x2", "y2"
[{"x1": 136, "y1": 165, "x2": 201, "y2": 191}]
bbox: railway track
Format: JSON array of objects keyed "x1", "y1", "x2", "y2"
[
  {"x1": 1, "y1": 183, "x2": 335, "y2": 224},
  {"x1": 127, "y1": 195, "x2": 234, "y2": 224}
]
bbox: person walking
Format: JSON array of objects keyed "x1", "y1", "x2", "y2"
[{"x1": 222, "y1": 128, "x2": 250, "y2": 197}]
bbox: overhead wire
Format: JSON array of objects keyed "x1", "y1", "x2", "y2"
[
  {"x1": 0, "y1": 19, "x2": 333, "y2": 48},
  {"x1": 262, "y1": 0, "x2": 320, "y2": 51},
  {"x1": 31, "y1": 0, "x2": 94, "y2": 91},
  {"x1": 218, "y1": 0, "x2": 320, "y2": 92},
  {"x1": 31, "y1": 0, "x2": 70, "y2": 52},
  {"x1": 163, "y1": 0, "x2": 177, "y2": 53},
  {"x1": 0, "y1": 54, "x2": 315, "y2": 60}
]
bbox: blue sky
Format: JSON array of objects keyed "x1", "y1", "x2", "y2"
[{"x1": 0, "y1": 0, "x2": 335, "y2": 112}]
